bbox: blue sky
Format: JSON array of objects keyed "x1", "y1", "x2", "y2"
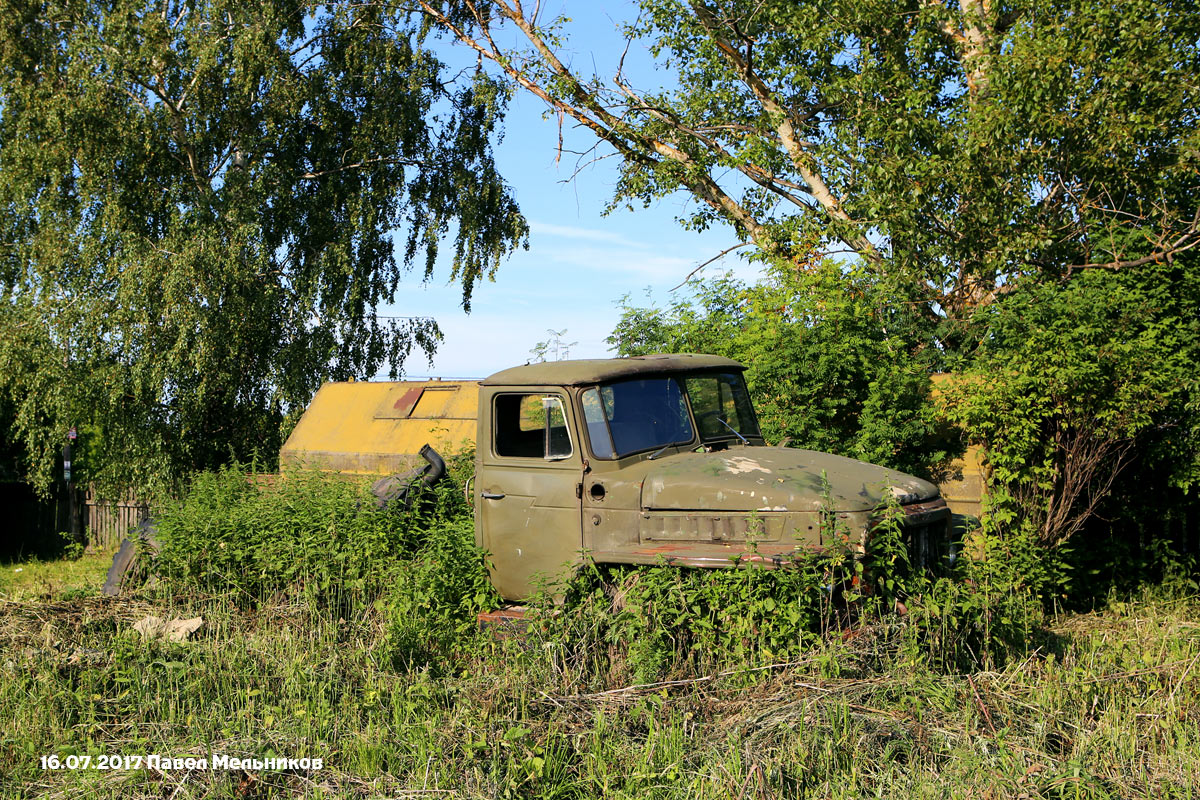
[{"x1": 383, "y1": 2, "x2": 760, "y2": 379}]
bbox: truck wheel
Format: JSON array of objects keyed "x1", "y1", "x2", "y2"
[{"x1": 101, "y1": 519, "x2": 158, "y2": 596}]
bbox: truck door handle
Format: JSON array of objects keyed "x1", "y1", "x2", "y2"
[{"x1": 482, "y1": 491, "x2": 506, "y2": 500}]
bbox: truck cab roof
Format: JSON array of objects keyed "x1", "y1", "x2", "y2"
[{"x1": 480, "y1": 354, "x2": 746, "y2": 386}]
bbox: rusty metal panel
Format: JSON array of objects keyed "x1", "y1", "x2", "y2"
[
  {"x1": 280, "y1": 380, "x2": 480, "y2": 475},
  {"x1": 591, "y1": 540, "x2": 819, "y2": 569},
  {"x1": 636, "y1": 510, "x2": 818, "y2": 545},
  {"x1": 375, "y1": 385, "x2": 425, "y2": 419}
]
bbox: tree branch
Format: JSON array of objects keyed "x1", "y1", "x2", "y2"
[
  {"x1": 298, "y1": 156, "x2": 428, "y2": 180},
  {"x1": 688, "y1": 1, "x2": 882, "y2": 265},
  {"x1": 610, "y1": 75, "x2": 815, "y2": 211},
  {"x1": 1070, "y1": 210, "x2": 1200, "y2": 272},
  {"x1": 416, "y1": 0, "x2": 773, "y2": 247},
  {"x1": 670, "y1": 242, "x2": 752, "y2": 291}
]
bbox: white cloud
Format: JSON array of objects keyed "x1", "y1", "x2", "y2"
[
  {"x1": 527, "y1": 220, "x2": 751, "y2": 283},
  {"x1": 529, "y1": 220, "x2": 641, "y2": 247}
]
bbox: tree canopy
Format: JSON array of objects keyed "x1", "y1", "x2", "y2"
[
  {"x1": 424, "y1": 0, "x2": 1199, "y2": 317},
  {"x1": 0, "y1": 0, "x2": 527, "y2": 492}
]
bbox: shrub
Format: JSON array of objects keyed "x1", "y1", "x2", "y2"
[
  {"x1": 942, "y1": 264, "x2": 1200, "y2": 547},
  {"x1": 525, "y1": 487, "x2": 1066, "y2": 686},
  {"x1": 153, "y1": 466, "x2": 409, "y2": 608},
  {"x1": 152, "y1": 455, "x2": 496, "y2": 622},
  {"x1": 530, "y1": 554, "x2": 847, "y2": 686},
  {"x1": 864, "y1": 494, "x2": 1068, "y2": 672},
  {"x1": 380, "y1": 515, "x2": 499, "y2": 671}
]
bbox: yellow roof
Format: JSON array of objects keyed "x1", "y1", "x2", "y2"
[{"x1": 280, "y1": 380, "x2": 480, "y2": 475}]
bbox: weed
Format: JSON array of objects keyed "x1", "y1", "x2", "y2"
[
  {"x1": 4, "y1": 462, "x2": 1200, "y2": 798},
  {"x1": 4, "y1": 582, "x2": 1199, "y2": 798}
]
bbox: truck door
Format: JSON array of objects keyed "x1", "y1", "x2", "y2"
[{"x1": 476, "y1": 390, "x2": 582, "y2": 601}]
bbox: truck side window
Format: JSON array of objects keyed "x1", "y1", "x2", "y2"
[
  {"x1": 494, "y1": 394, "x2": 573, "y2": 459},
  {"x1": 581, "y1": 387, "x2": 615, "y2": 459}
]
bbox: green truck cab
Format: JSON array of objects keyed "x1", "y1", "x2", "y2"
[{"x1": 475, "y1": 354, "x2": 950, "y2": 601}]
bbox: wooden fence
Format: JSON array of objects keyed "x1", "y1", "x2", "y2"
[{"x1": 83, "y1": 487, "x2": 149, "y2": 552}]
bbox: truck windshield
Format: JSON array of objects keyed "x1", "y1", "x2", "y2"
[
  {"x1": 683, "y1": 372, "x2": 760, "y2": 442},
  {"x1": 581, "y1": 377, "x2": 694, "y2": 459}
]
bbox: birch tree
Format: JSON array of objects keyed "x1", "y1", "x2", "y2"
[
  {"x1": 0, "y1": 0, "x2": 527, "y2": 491},
  {"x1": 421, "y1": 0, "x2": 1199, "y2": 318}
]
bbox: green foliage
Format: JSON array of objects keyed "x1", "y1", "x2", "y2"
[
  {"x1": 152, "y1": 460, "x2": 497, "y2": 634},
  {"x1": 380, "y1": 515, "x2": 499, "y2": 672},
  {"x1": 0, "y1": 0, "x2": 527, "y2": 495},
  {"x1": 527, "y1": 515, "x2": 1064, "y2": 684},
  {"x1": 8, "y1": 581, "x2": 1200, "y2": 798},
  {"x1": 943, "y1": 263, "x2": 1200, "y2": 545},
  {"x1": 522, "y1": 480, "x2": 1057, "y2": 684},
  {"x1": 534, "y1": 556, "x2": 839, "y2": 685},
  {"x1": 855, "y1": 493, "x2": 1054, "y2": 672},
  {"x1": 900, "y1": 536, "x2": 1062, "y2": 672},
  {"x1": 432, "y1": 0, "x2": 1200, "y2": 315},
  {"x1": 611, "y1": 258, "x2": 959, "y2": 480},
  {"x1": 154, "y1": 467, "x2": 405, "y2": 607},
  {"x1": 8, "y1": 492, "x2": 1200, "y2": 797}
]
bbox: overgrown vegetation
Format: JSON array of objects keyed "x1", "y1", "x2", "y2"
[
  {"x1": 3, "y1": 482, "x2": 1198, "y2": 797},
  {"x1": 942, "y1": 264, "x2": 1200, "y2": 547},
  {"x1": 3, "y1": 1, "x2": 1199, "y2": 792},
  {"x1": 144, "y1": 461, "x2": 1073, "y2": 686},
  {"x1": 151, "y1": 456, "x2": 497, "y2": 668}
]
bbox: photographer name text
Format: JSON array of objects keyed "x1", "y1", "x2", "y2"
[{"x1": 40, "y1": 754, "x2": 323, "y2": 771}]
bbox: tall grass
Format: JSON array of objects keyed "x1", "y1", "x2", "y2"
[
  {"x1": 4, "y1": 583, "x2": 1199, "y2": 798},
  {"x1": 3, "y1": 463, "x2": 1199, "y2": 798}
]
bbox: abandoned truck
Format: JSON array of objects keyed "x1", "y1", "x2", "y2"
[{"x1": 277, "y1": 354, "x2": 953, "y2": 602}]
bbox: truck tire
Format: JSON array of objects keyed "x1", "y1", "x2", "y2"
[{"x1": 101, "y1": 519, "x2": 158, "y2": 597}]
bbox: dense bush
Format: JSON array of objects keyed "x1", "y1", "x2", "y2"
[
  {"x1": 943, "y1": 263, "x2": 1200, "y2": 547},
  {"x1": 533, "y1": 554, "x2": 847, "y2": 686},
  {"x1": 152, "y1": 458, "x2": 498, "y2": 643},
  {"x1": 380, "y1": 514, "x2": 498, "y2": 670},
  {"x1": 526, "y1": 493, "x2": 1064, "y2": 684},
  {"x1": 154, "y1": 467, "x2": 407, "y2": 606}
]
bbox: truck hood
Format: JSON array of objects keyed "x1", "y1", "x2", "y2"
[{"x1": 638, "y1": 447, "x2": 938, "y2": 513}]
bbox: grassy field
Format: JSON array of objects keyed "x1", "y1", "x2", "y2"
[
  {"x1": 0, "y1": 549, "x2": 114, "y2": 602},
  {"x1": 2, "y1": 550, "x2": 1199, "y2": 799}
]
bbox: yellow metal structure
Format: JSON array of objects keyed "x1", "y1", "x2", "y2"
[
  {"x1": 937, "y1": 444, "x2": 986, "y2": 518},
  {"x1": 280, "y1": 380, "x2": 480, "y2": 475},
  {"x1": 929, "y1": 374, "x2": 987, "y2": 518}
]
